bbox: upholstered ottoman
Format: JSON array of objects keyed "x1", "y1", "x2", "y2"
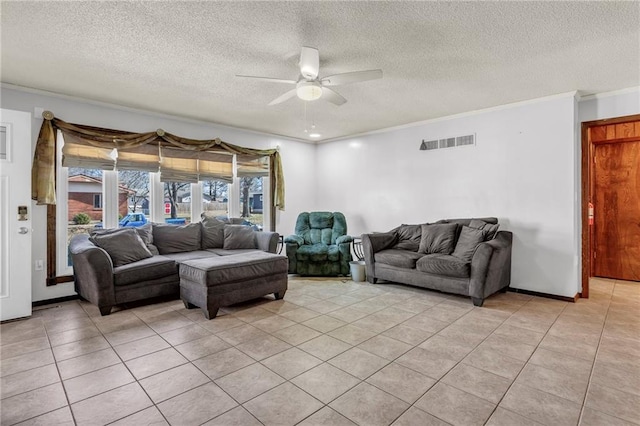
[{"x1": 179, "y1": 251, "x2": 288, "y2": 319}]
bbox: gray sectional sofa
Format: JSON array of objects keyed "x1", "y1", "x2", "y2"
[
  {"x1": 69, "y1": 216, "x2": 280, "y2": 316},
  {"x1": 362, "y1": 217, "x2": 512, "y2": 306}
]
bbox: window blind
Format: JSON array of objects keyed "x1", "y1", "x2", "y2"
[
  {"x1": 160, "y1": 147, "x2": 199, "y2": 183},
  {"x1": 237, "y1": 154, "x2": 269, "y2": 177},
  {"x1": 198, "y1": 151, "x2": 233, "y2": 183},
  {"x1": 116, "y1": 143, "x2": 160, "y2": 172},
  {"x1": 61, "y1": 133, "x2": 116, "y2": 170}
]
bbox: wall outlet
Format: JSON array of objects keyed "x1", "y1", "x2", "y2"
[{"x1": 35, "y1": 259, "x2": 43, "y2": 271}]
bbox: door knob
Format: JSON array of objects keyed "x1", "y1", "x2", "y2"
[{"x1": 18, "y1": 227, "x2": 29, "y2": 235}]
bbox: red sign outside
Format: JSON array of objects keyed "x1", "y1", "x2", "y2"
[{"x1": 164, "y1": 203, "x2": 171, "y2": 214}]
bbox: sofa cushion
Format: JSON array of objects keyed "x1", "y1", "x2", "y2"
[
  {"x1": 309, "y1": 211, "x2": 334, "y2": 229},
  {"x1": 309, "y1": 228, "x2": 333, "y2": 245},
  {"x1": 162, "y1": 251, "x2": 218, "y2": 264},
  {"x1": 153, "y1": 223, "x2": 202, "y2": 254},
  {"x1": 207, "y1": 248, "x2": 263, "y2": 256},
  {"x1": 392, "y1": 224, "x2": 422, "y2": 251},
  {"x1": 113, "y1": 255, "x2": 178, "y2": 286},
  {"x1": 201, "y1": 215, "x2": 226, "y2": 249},
  {"x1": 298, "y1": 244, "x2": 338, "y2": 262},
  {"x1": 180, "y1": 251, "x2": 288, "y2": 287},
  {"x1": 90, "y1": 228, "x2": 153, "y2": 267},
  {"x1": 418, "y1": 223, "x2": 458, "y2": 254},
  {"x1": 136, "y1": 223, "x2": 160, "y2": 255},
  {"x1": 374, "y1": 249, "x2": 424, "y2": 269},
  {"x1": 223, "y1": 225, "x2": 257, "y2": 250},
  {"x1": 91, "y1": 224, "x2": 159, "y2": 256},
  {"x1": 452, "y1": 226, "x2": 487, "y2": 262},
  {"x1": 416, "y1": 254, "x2": 470, "y2": 278},
  {"x1": 469, "y1": 219, "x2": 500, "y2": 240}
]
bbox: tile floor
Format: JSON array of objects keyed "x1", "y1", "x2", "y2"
[{"x1": 1, "y1": 277, "x2": 638, "y2": 426}]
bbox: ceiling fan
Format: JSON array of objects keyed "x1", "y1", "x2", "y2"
[{"x1": 236, "y1": 46, "x2": 383, "y2": 106}]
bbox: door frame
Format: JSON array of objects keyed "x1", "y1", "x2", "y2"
[{"x1": 581, "y1": 113, "x2": 640, "y2": 298}]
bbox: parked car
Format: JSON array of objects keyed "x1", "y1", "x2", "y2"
[{"x1": 94, "y1": 213, "x2": 186, "y2": 229}]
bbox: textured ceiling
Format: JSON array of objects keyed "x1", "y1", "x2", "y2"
[{"x1": 1, "y1": 1, "x2": 639, "y2": 141}]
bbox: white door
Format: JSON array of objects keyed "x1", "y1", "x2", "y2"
[{"x1": 0, "y1": 109, "x2": 32, "y2": 321}]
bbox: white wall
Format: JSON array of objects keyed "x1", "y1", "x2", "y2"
[
  {"x1": 579, "y1": 87, "x2": 640, "y2": 122},
  {"x1": 1, "y1": 86, "x2": 317, "y2": 302},
  {"x1": 316, "y1": 94, "x2": 581, "y2": 297}
]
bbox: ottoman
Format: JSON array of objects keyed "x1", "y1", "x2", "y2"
[{"x1": 179, "y1": 251, "x2": 288, "y2": 319}]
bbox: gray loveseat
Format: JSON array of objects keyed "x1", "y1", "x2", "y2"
[
  {"x1": 362, "y1": 217, "x2": 512, "y2": 306},
  {"x1": 69, "y1": 216, "x2": 279, "y2": 316}
]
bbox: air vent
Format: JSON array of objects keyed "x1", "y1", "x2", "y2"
[
  {"x1": 456, "y1": 134, "x2": 475, "y2": 146},
  {"x1": 419, "y1": 133, "x2": 475, "y2": 151},
  {"x1": 419, "y1": 140, "x2": 439, "y2": 151},
  {"x1": 439, "y1": 138, "x2": 456, "y2": 149}
]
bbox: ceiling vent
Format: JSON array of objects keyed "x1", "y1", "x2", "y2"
[{"x1": 419, "y1": 134, "x2": 475, "y2": 151}]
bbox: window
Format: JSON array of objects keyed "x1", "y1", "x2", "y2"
[
  {"x1": 202, "y1": 179, "x2": 229, "y2": 218},
  {"x1": 239, "y1": 176, "x2": 264, "y2": 230},
  {"x1": 164, "y1": 181, "x2": 192, "y2": 224},
  {"x1": 53, "y1": 133, "x2": 273, "y2": 283},
  {"x1": 118, "y1": 169, "x2": 150, "y2": 217}
]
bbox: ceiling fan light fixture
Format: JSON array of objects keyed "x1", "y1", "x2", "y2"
[{"x1": 296, "y1": 81, "x2": 323, "y2": 101}]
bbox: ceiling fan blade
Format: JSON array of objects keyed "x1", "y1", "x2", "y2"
[
  {"x1": 236, "y1": 75, "x2": 297, "y2": 84},
  {"x1": 322, "y1": 87, "x2": 347, "y2": 106},
  {"x1": 321, "y1": 69, "x2": 383, "y2": 86},
  {"x1": 268, "y1": 88, "x2": 298, "y2": 106},
  {"x1": 299, "y1": 46, "x2": 319, "y2": 80}
]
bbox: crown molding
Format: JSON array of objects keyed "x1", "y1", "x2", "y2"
[
  {"x1": 319, "y1": 91, "x2": 580, "y2": 144},
  {"x1": 578, "y1": 86, "x2": 640, "y2": 102},
  {"x1": 0, "y1": 82, "x2": 312, "y2": 144}
]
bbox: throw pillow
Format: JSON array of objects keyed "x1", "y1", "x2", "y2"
[
  {"x1": 392, "y1": 224, "x2": 422, "y2": 251},
  {"x1": 201, "y1": 215, "x2": 226, "y2": 249},
  {"x1": 451, "y1": 226, "x2": 487, "y2": 262},
  {"x1": 89, "y1": 228, "x2": 153, "y2": 267},
  {"x1": 91, "y1": 224, "x2": 158, "y2": 255},
  {"x1": 152, "y1": 222, "x2": 202, "y2": 254},
  {"x1": 223, "y1": 225, "x2": 256, "y2": 249},
  {"x1": 133, "y1": 223, "x2": 160, "y2": 255},
  {"x1": 469, "y1": 219, "x2": 500, "y2": 240},
  {"x1": 418, "y1": 223, "x2": 458, "y2": 254}
]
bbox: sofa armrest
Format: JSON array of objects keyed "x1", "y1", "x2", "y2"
[
  {"x1": 284, "y1": 234, "x2": 303, "y2": 246},
  {"x1": 336, "y1": 235, "x2": 353, "y2": 245},
  {"x1": 256, "y1": 231, "x2": 279, "y2": 253},
  {"x1": 69, "y1": 234, "x2": 116, "y2": 312},
  {"x1": 469, "y1": 231, "x2": 513, "y2": 300},
  {"x1": 362, "y1": 232, "x2": 397, "y2": 283},
  {"x1": 337, "y1": 241, "x2": 353, "y2": 275}
]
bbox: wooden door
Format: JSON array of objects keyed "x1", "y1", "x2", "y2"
[{"x1": 591, "y1": 122, "x2": 640, "y2": 281}]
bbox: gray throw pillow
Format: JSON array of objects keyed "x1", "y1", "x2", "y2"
[
  {"x1": 89, "y1": 228, "x2": 153, "y2": 267},
  {"x1": 91, "y1": 224, "x2": 158, "y2": 255},
  {"x1": 469, "y1": 219, "x2": 500, "y2": 240},
  {"x1": 201, "y1": 216, "x2": 226, "y2": 249},
  {"x1": 418, "y1": 223, "x2": 458, "y2": 254},
  {"x1": 223, "y1": 225, "x2": 256, "y2": 249},
  {"x1": 452, "y1": 226, "x2": 487, "y2": 262},
  {"x1": 392, "y1": 224, "x2": 422, "y2": 251},
  {"x1": 152, "y1": 222, "x2": 202, "y2": 254}
]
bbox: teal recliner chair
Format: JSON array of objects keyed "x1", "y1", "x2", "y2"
[{"x1": 285, "y1": 212, "x2": 353, "y2": 276}]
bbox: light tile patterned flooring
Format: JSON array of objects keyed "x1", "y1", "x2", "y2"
[{"x1": 1, "y1": 277, "x2": 639, "y2": 426}]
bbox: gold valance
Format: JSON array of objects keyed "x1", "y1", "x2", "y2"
[{"x1": 31, "y1": 114, "x2": 285, "y2": 210}]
